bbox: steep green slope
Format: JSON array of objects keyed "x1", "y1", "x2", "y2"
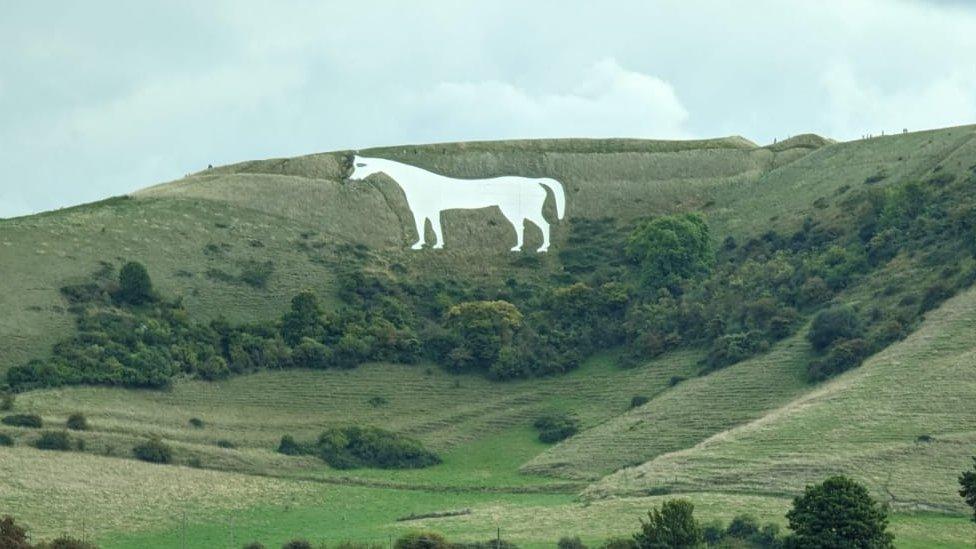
[{"x1": 587, "y1": 283, "x2": 976, "y2": 513}]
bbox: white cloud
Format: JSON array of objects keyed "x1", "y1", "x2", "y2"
[
  {"x1": 399, "y1": 59, "x2": 690, "y2": 142},
  {"x1": 821, "y1": 63, "x2": 976, "y2": 137}
]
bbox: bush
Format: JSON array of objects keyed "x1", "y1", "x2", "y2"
[
  {"x1": 534, "y1": 414, "x2": 580, "y2": 443},
  {"x1": 634, "y1": 499, "x2": 702, "y2": 548},
  {"x1": 629, "y1": 395, "x2": 649, "y2": 409},
  {"x1": 189, "y1": 417, "x2": 205, "y2": 428},
  {"x1": 808, "y1": 337, "x2": 870, "y2": 381},
  {"x1": 277, "y1": 435, "x2": 309, "y2": 456},
  {"x1": 133, "y1": 436, "x2": 173, "y2": 464},
  {"x1": 242, "y1": 543, "x2": 266, "y2": 549},
  {"x1": 66, "y1": 413, "x2": 88, "y2": 431},
  {"x1": 627, "y1": 213, "x2": 712, "y2": 290},
  {"x1": 2, "y1": 414, "x2": 42, "y2": 428},
  {"x1": 785, "y1": 476, "x2": 893, "y2": 548},
  {"x1": 34, "y1": 431, "x2": 72, "y2": 451},
  {"x1": 0, "y1": 393, "x2": 13, "y2": 411},
  {"x1": 0, "y1": 515, "x2": 29, "y2": 548},
  {"x1": 118, "y1": 261, "x2": 154, "y2": 304},
  {"x1": 807, "y1": 305, "x2": 863, "y2": 351},
  {"x1": 0, "y1": 433, "x2": 13, "y2": 446},
  {"x1": 316, "y1": 426, "x2": 441, "y2": 469},
  {"x1": 216, "y1": 439, "x2": 236, "y2": 449},
  {"x1": 557, "y1": 537, "x2": 587, "y2": 549},
  {"x1": 38, "y1": 535, "x2": 97, "y2": 548},
  {"x1": 395, "y1": 531, "x2": 450, "y2": 549},
  {"x1": 281, "y1": 541, "x2": 312, "y2": 549}
]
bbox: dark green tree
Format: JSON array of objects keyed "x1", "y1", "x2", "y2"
[
  {"x1": 960, "y1": 456, "x2": 976, "y2": 523},
  {"x1": 785, "y1": 476, "x2": 893, "y2": 548},
  {"x1": 634, "y1": 498, "x2": 703, "y2": 548},
  {"x1": 444, "y1": 300, "x2": 523, "y2": 372},
  {"x1": 118, "y1": 261, "x2": 154, "y2": 304},
  {"x1": 280, "y1": 290, "x2": 325, "y2": 346},
  {"x1": 807, "y1": 305, "x2": 862, "y2": 352},
  {"x1": 626, "y1": 213, "x2": 711, "y2": 291}
]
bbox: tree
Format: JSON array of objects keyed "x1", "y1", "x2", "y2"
[
  {"x1": 634, "y1": 499, "x2": 703, "y2": 548},
  {"x1": 807, "y1": 305, "x2": 862, "y2": 352},
  {"x1": 118, "y1": 261, "x2": 154, "y2": 305},
  {"x1": 280, "y1": 290, "x2": 326, "y2": 346},
  {"x1": 444, "y1": 301, "x2": 523, "y2": 371},
  {"x1": 626, "y1": 213, "x2": 712, "y2": 291},
  {"x1": 785, "y1": 476, "x2": 893, "y2": 548},
  {"x1": 960, "y1": 456, "x2": 976, "y2": 523}
]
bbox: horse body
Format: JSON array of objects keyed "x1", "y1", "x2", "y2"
[{"x1": 349, "y1": 155, "x2": 565, "y2": 252}]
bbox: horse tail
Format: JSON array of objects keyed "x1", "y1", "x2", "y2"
[{"x1": 538, "y1": 178, "x2": 565, "y2": 220}]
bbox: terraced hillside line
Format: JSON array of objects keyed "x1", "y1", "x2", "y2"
[
  {"x1": 587, "y1": 285, "x2": 976, "y2": 513},
  {"x1": 521, "y1": 335, "x2": 811, "y2": 480}
]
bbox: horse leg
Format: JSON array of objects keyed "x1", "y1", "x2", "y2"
[
  {"x1": 410, "y1": 213, "x2": 426, "y2": 250},
  {"x1": 509, "y1": 217, "x2": 525, "y2": 252},
  {"x1": 530, "y1": 214, "x2": 551, "y2": 253},
  {"x1": 431, "y1": 211, "x2": 445, "y2": 249}
]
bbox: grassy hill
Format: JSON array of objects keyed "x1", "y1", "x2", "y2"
[{"x1": 3, "y1": 126, "x2": 976, "y2": 547}]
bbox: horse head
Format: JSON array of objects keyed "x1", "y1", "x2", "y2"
[{"x1": 348, "y1": 155, "x2": 383, "y2": 180}]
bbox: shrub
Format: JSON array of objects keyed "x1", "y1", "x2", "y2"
[
  {"x1": 634, "y1": 499, "x2": 702, "y2": 548},
  {"x1": 704, "y1": 331, "x2": 767, "y2": 370},
  {"x1": 117, "y1": 261, "x2": 154, "y2": 304},
  {"x1": 281, "y1": 540, "x2": 312, "y2": 549},
  {"x1": 0, "y1": 393, "x2": 13, "y2": 411},
  {"x1": 807, "y1": 305, "x2": 863, "y2": 351},
  {"x1": 133, "y1": 436, "x2": 173, "y2": 464},
  {"x1": 667, "y1": 376, "x2": 685, "y2": 387},
  {"x1": 216, "y1": 439, "x2": 236, "y2": 449},
  {"x1": 39, "y1": 535, "x2": 97, "y2": 548},
  {"x1": 534, "y1": 414, "x2": 580, "y2": 443},
  {"x1": 34, "y1": 431, "x2": 72, "y2": 451},
  {"x1": 626, "y1": 213, "x2": 712, "y2": 290},
  {"x1": 317, "y1": 426, "x2": 441, "y2": 469},
  {"x1": 629, "y1": 395, "x2": 649, "y2": 409},
  {"x1": 242, "y1": 543, "x2": 266, "y2": 549},
  {"x1": 277, "y1": 435, "x2": 309, "y2": 456},
  {"x1": 2, "y1": 414, "x2": 42, "y2": 428},
  {"x1": 0, "y1": 515, "x2": 29, "y2": 548},
  {"x1": 808, "y1": 337, "x2": 870, "y2": 381},
  {"x1": 394, "y1": 531, "x2": 450, "y2": 549},
  {"x1": 0, "y1": 433, "x2": 13, "y2": 446},
  {"x1": 557, "y1": 536, "x2": 587, "y2": 549},
  {"x1": 66, "y1": 413, "x2": 88, "y2": 431},
  {"x1": 239, "y1": 260, "x2": 275, "y2": 289},
  {"x1": 188, "y1": 417, "x2": 205, "y2": 428},
  {"x1": 197, "y1": 355, "x2": 230, "y2": 381},
  {"x1": 785, "y1": 476, "x2": 893, "y2": 548}
]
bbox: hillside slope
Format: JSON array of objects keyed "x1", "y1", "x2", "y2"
[{"x1": 587, "y1": 283, "x2": 976, "y2": 513}]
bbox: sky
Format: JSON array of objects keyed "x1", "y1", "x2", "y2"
[{"x1": 2, "y1": 0, "x2": 976, "y2": 218}]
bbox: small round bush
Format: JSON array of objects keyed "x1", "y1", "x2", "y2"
[
  {"x1": 281, "y1": 540, "x2": 313, "y2": 549},
  {"x1": 394, "y1": 531, "x2": 450, "y2": 549},
  {"x1": 43, "y1": 535, "x2": 97, "y2": 548},
  {"x1": 558, "y1": 536, "x2": 587, "y2": 549},
  {"x1": 807, "y1": 305, "x2": 862, "y2": 351},
  {"x1": 2, "y1": 414, "x2": 42, "y2": 428},
  {"x1": 133, "y1": 436, "x2": 173, "y2": 464},
  {"x1": 0, "y1": 433, "x2": 13, "y2": 446},
  {"x1": 188, "y1": 417, "x2": 205, "y2": 429},
  {"x1": 216, "y1": 439, "x2": 236, "y2": 449},
  {"x1": 629, "y1": 395, "x2": 649, "y2": 409},
  {"x1": 118, "y1": 261, "x2": 154, "y2": 305},
  {"x1": 243, "y1": 543, "x2": 266, "y2": 549},
  {"x1": 66, "y1": 412, "x2": 88, "y2": 431},
  {"x1": 34, "y1": 430, "x2": 72, "y2": 451}
]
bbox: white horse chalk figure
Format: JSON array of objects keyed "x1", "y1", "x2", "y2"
[{"x1": 348, "y1": 155, "x2": 565, "y2": 252}]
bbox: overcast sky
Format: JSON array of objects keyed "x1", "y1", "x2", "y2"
[{"x1": 2, "y1": 0, "x2": 976, "y2": 218}]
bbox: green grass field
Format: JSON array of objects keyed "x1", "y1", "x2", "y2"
[{"x1": 4, "y1": 127, "x2": 976, "y2": 547}]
